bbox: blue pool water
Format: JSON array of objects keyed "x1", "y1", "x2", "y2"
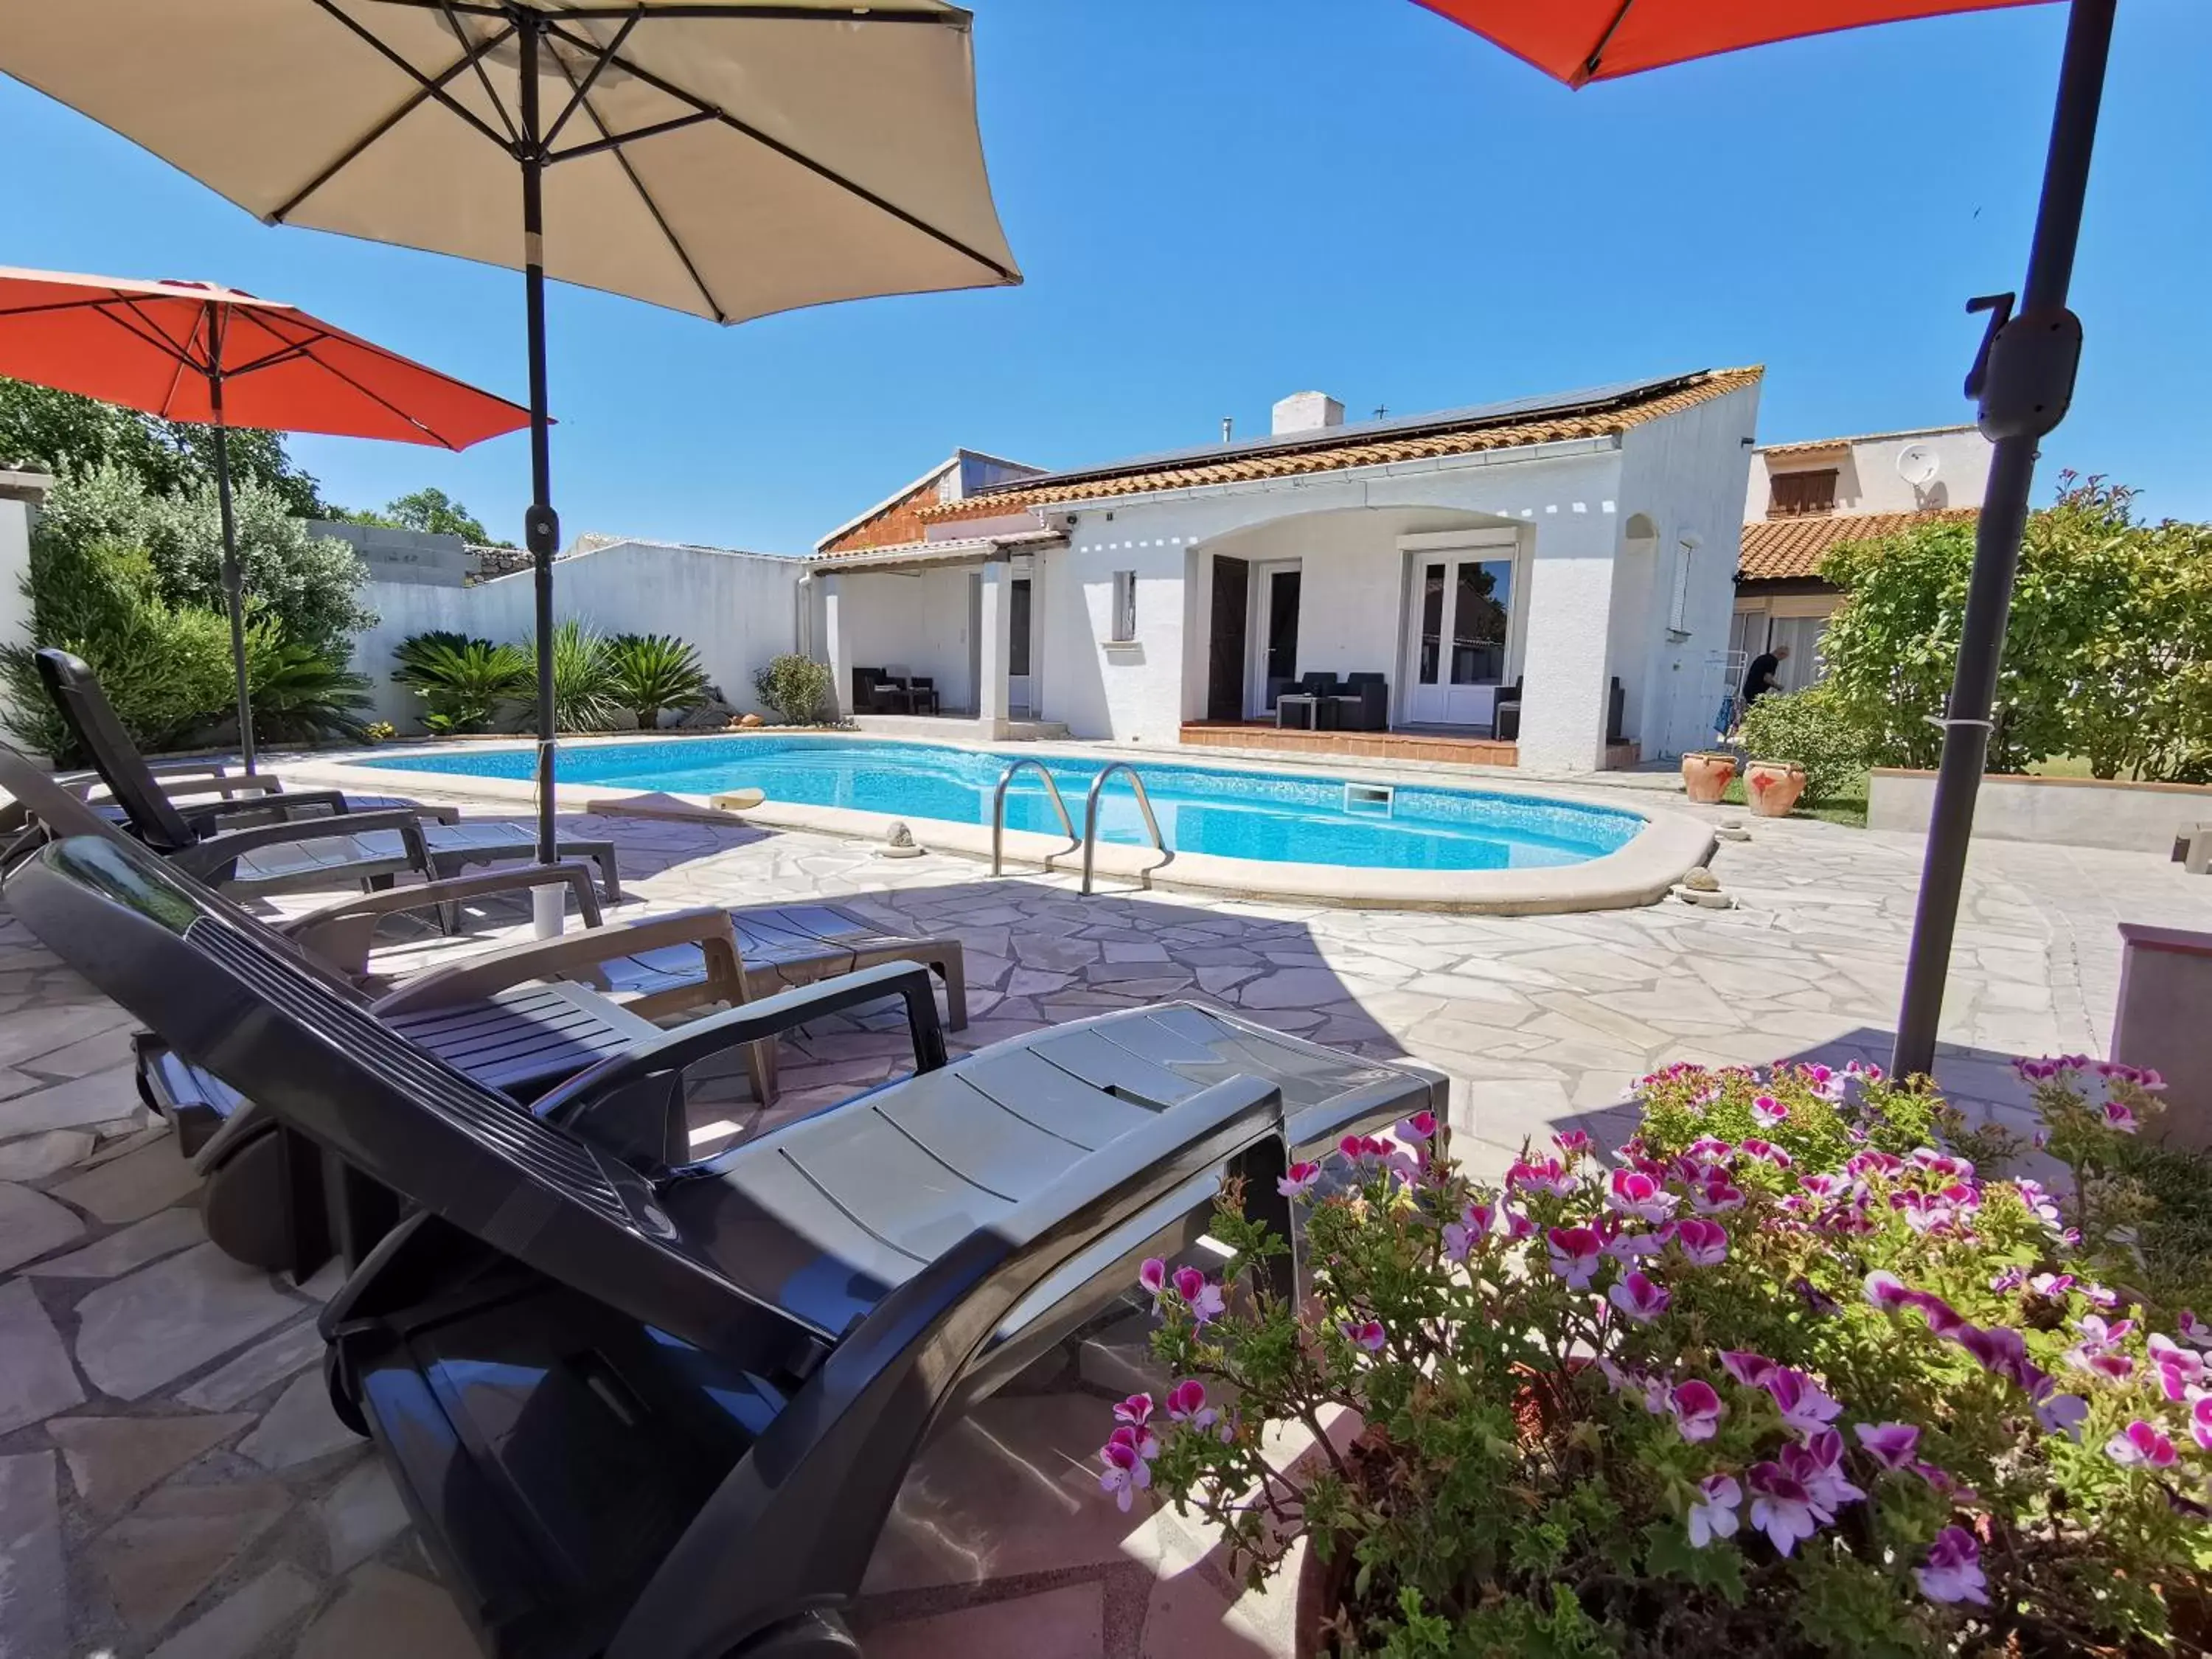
[{"x1": 360, "y1": 737, "x2": 1641, "y2": 872}]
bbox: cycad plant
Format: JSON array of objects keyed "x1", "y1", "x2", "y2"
[
  {"x1": 608, "y1": 633, "x2": 709, "y2": 729},
  {"x1": 245, "y1": 626, "x2": 374, "y2": 743},
  {"x1": 391, "y1": 632, "x2": 532, "y2": 735}
]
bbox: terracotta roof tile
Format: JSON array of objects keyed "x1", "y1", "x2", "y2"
[
  {"x1": 1738, "y1": 508, "x2": 1979, "y2": 582},
  {"x1": 906, "y1": 366, "x2": 1764, "y2": 529}
]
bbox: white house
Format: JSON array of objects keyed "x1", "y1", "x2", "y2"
[
  {"x1": 809, "y1": 368, "x2": 1763, "y2": 772},
  {"x1": 1733, "y1": 423, "x2": 1992, "y2": 692}
]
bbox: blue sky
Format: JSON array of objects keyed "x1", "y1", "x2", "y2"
[{"x1": 2, "y1": 1, "x2": 2205, "y2": 552}]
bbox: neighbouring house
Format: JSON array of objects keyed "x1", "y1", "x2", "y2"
[
  {"x1": 1733, "y1": 424, "x2": 1991, "y2": 692},
  {"x1": 808, "y1": 368, "x2": 1765, "y2": 773}
]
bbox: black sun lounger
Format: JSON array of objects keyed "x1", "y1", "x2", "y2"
[
  {"x1": 9, "y1": 832, "x2": 1443, "y2": 1659},
  {"x1": 37, "y1": 647, "x2": 622, "y2": 901}
]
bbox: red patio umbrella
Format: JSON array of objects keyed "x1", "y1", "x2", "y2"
[
  {"x1": 1411, "y1": 0, "x2": 2114, "y2": 1079},
  {"x1": 0, "y1": 266, "x2": 532, "y2": 769}
]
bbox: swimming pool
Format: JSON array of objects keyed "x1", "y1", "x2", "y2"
[{"x1": 359, "y1": 736, "x2": 1644, "y2": 873}]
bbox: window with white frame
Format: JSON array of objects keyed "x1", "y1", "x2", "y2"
[
  {"x1": 1667, "y1": 538, "x2": 1696, "y2": 633},
  {"x1": 1110, "y1": 570, "x2": 1138, "y2": 643}
]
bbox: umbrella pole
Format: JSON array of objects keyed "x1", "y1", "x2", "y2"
[
  {"x1": 1891, "y1": 0, "x2": 2115, "y2": 1079},
  {"x1": 206, "y1": 327, "x2": 256, "y2": 776},
  {"x1": 518, "y1": 16, "x2": 562, "y2": 922}
]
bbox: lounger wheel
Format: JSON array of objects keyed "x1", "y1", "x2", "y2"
[
  {"x1": 324, "y1": 1344, "x2": 369, "y2": 1440},
  {"x1": 199, "y1": 1130, "x2": 298, "y2": 1273},
  {"x1": 722, "y1": 1610, "x2": 860, "y2": 1658}
]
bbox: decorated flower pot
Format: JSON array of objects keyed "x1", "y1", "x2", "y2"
[
  {"x1": 1680, "y1": 751, "x2": 1736, "y2": 804},
  {"x1": 1745, "y1": 759, "x2": 1808, "y2": 818}
]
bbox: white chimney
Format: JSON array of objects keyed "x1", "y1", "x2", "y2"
[{"x1": 1271, "y1": 391, "x2": 1345, "y2": 436}]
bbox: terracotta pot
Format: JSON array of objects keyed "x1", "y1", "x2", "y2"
[
  {"x1": 1293, "y1": 1531, "x2": 1357, "y2": 1659},
  {"x1": 1680, "y1": 751, "x2": 1736, "y2": 804},
  {"x1": 1745, "y1": 759, "x2": 1808, "y2": 818}
]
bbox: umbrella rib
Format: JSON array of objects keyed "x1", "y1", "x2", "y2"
[
  {"x1": 247, "y1": 307, "x2": 527, "y2": 446},
  {"x1": 361, "y1": 1, "x2": 954, "y2": 23},
  {"x1": 549, "y1": 110, "x2": 718, "y2": 164},
  {"x1": 540, "y1": 6, "x2": 642, "y2": 153},
  {"x1": 544, "y1": 47, "x2": 731, "y2": 321},
  {"x1": 543, "y1": 18, "x2": 1020, "y2": 285},
  {"x1": 439, "y1": 0, "x2": 520, "y2": 144},
  {"x1": 275, "y1": 12, "x2": 521, "y2": 222},
  {"x1": 1578, "y1": 0, "x2": 1637, "y2": 83},
  {"x1": 302, "y1": 1, "x2": 518, "y2": 165}
]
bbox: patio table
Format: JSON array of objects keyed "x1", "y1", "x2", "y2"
[{"x1": 1276, "y1": 695, "x2": 1323, "y2": 731}]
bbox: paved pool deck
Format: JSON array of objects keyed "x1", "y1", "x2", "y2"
[{"x1": 1, "y1": 778, "x2": 2208, "y2": 1659}]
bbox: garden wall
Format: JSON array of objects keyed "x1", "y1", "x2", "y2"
[
  {"x1": 1867, "y1": 768, "x2": 2212, "y2": 855},
  {"x1": 352, "y1": 538, "x2": 804, "y2": 730}
]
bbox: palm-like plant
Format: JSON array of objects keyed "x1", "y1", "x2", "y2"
[
  {"x1": 608, "y1": 633, "x2": 710, "y2": 729},
  {"x1": 542, "y1": 619, "x2": 619, "y2": 733},
  {"x1": 391, "y1": 633, "x2": 532, "y2": 735},
  {"x1": 246, "y1": 630, "x2": 374, "y2": 743}
]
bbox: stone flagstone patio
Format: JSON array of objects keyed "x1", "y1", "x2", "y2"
[{"x1": 2, "y1": 777, "x2": 2208, "y2": 1658}]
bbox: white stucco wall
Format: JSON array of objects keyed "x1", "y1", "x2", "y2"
[
  {"x1": 1745, "y1": 425, "x2": 1990, "y2": 520},
  {"x1": 353, "y1": 540, "x2": 803, "y2": 730},
  {"x1": 834, "y1": 562, "x2": 980, "y2": 715},
  {"x1": 0, "y1": 480, "x2": 45, "y2": 668},
  {"x1": 1615, "y1": 382, "x2": 1763, "y2": 759},
  {"x1": 1043, "y1": 443, "x2": 1630, "y2": 763}
]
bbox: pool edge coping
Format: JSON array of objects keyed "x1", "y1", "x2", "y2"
[{"x1": 288, "y1": 733, "x2": 1716, "y2": 915}]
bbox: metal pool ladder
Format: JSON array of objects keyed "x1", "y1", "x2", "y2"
[
  {"x1": 990, "y1": 758, "x2": 1079, "y2": 876},
  {"x1": 1080, "y1": 762, "x2": 1166, "y2": 897}
]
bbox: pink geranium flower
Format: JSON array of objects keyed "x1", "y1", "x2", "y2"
[
  {"x1": 2192, "y1": 1398, "x2": 2212, "y2": 1453},
  {"x1": 1745, "y1": 1461, "x2": 1823, "y2": 1555},
  {"x1": 2103, "y1": 1099, "x2": 2139, "y2": 1134},
  {"x1": 2106, "y1": 1419, "x2": 2177, "y2": 1468},
  {"x1": 1763, "y1": 1368, "x2": 1844, "y2": 1440},
  {"x1": 1740, "y1": 1138, "x2": 1793, "y2": 1169},
  {"x1": 1783, "y1": 1431, "x2": 1865, "y2": 1513},
  {"x1": 1276, "y1": 1161, "x2": 1323, "y2": 1200},
  {"x1": 1554, "y1": 1129, "x2": 1593, "y2": 1160},
  {"x1": 1669, "y1": 1380, "x2": 1726, "y2": 1441},
  {"x1": 1863, "y1": 1270, "x2": 1913, "y2": 1312},
  {"x1": 1751, "y1": 1093, "x2": 1787, "y2": 1129},
  {"x1": 1341, "y1": 1318, "x2": 1387, "y2": 1354},
  {"x1": 1507, "y1": 1155, "x2": 1576, "y2": 1198},
  {"x1": 2179, "y1": 1309, "x2": 2212, "y2": 1349},
  {"x1": 1099, "y1": 1429, "x2": 1153, "y2": 1510},
  {"x1": 1606, "y1": 1169, "x2": 1679, "y2": 1225},
  {"x1": 1916, "y1": 1527, "x2": 1989, "y2": 1606},
  {"x1": 1138, "y1": 1257, "x2": 1168, "y2": 1303},
  {"x1": 1691, "y1": 1174, "x2": 1747, "y2": 1214},
  {"x1": 1845, "y1": 1150, "x2": 1904, "y2": 1179},
  {"x1": 2035, "y1": 1391, "x2": 2090, "y2": 1439},
  {"x1": 1607, "y1": 1271, "x2": 1672, "y2": 1324},
  {"x1": 1719, "y1": 1349, "x2": 1776, "y2": 1388},
  {"x1": 1545, "y1": 1225, "x2": 1605, "y2": 1289},
  {"x1": 1394, "y1": 1110, "x2": 1439, "y2": 1144},
  {"x1": 1687, "y1": 1472, "x2": 1740, "y2": 1547},
  {"x1": 1671, "y1": 1217, "x2": 1729, "y2": 1266},
  {"x1": 1166, "y1": 1379, "x2": 1217, "y2": 1433},
  {"x1": 1170, "y1": 1265, "x2": 1225, "y2": 1324},
  {"x1": 1498, "y1": 1202, "x2": 1534, "y2": 1241},
  {"x1": 1684, "y1": 1135, "x2": 1734, "y2": 1166},
  {"x1": 1854, "y1": 1422, "x2": 1920, "y2": 1470}
]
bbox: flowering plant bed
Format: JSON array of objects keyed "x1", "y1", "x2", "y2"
[{"x1": 1100, "y1": 1061, "x2": 2212, "y2": 1655}]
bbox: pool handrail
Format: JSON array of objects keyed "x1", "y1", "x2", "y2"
[
  {"x1": 990, "y1": 758, "x2": 1080, "y2": 876},
  {"x1": 1081, "y1": 763, "x2": 1167, "y2": 897}
]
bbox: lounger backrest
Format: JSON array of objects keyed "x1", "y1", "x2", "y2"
[
  {"x1": 6, "y1": 833, "x2": 754, "y2": 1353},
  {"x1": 35, "y1": 650, "x2": 200, "y2": 853}
]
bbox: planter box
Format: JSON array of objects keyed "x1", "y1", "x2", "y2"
[
  {"x1": 2112, "y1": 924, "x2": 2212, "y2": 1153},
  {"x1": 1866, "y1": 768, "x2": 2212, "y2": 855}
]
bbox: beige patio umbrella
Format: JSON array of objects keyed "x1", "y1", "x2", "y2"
[{"x1": 0, "y1": 1, "x2": 1020, "y2": 883}]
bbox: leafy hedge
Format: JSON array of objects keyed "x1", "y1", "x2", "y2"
[{"x1": 1735, "y1": 684, "x2": 1871, "y2": 807}]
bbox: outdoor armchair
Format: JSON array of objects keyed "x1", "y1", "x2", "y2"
[{"x1": 9, "y1": 830, "x2": 1443, "y2": 1659}]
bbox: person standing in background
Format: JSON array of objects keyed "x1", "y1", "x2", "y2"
[{"x1": 1742, "y1": 641, "x2": 1791, "y2": 707}]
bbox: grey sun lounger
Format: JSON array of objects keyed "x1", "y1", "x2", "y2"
[
  {"x1": 37, "y1": 647, "x2": 621, "y2": 901},
  {"x1": 9, "y1": 828, "x2": 1441, "y2": 1659}
]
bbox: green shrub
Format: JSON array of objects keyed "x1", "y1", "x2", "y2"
[
  {"x1": 608, "y1": 633, "x2": 709, "y2": 729},
  {"x1": 751, "y1": 654, "x2": 835, "y2": 725},
  {"x1": 1735, "y1": 683, "x2": 1872, "y2": 807},
  {"x1": 0, "y1": 532, "x2": 236, "y2": 760},
  {"x1": 32, "y1": 463, "x2": 371, "y2": 657},
  {"x1": 391, "y1": 633, "x2": 532, "y2": 735},
  {"x1": 540, "y1": 619, "x2": 619, "y2": 733}
]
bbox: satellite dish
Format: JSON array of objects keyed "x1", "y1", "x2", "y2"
[{"x1": 1896, "y1": 443, "x2": 1941, "y2": 487}]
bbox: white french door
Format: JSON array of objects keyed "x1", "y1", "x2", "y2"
[{"x1": 1404, "y1": 555, "x2": 1513, "y2": 726}]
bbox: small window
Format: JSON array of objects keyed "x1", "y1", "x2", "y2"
[
  {"x1": 1110, "y1": 571, "x2": 1138, "y2": 643},
  {"x1": 1768, "y1": 469, "x2": 1837, "y2": 518},
  {"x1": 1669, "y1": 540, "x2": 1694, "y2": 633}
]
